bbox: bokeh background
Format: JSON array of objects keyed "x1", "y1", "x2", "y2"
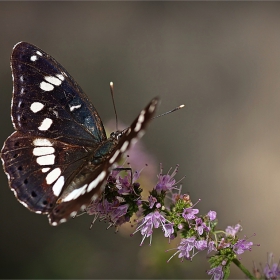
[{"x1": 1, "y1": 2, "x2": 280, "y2": 279}]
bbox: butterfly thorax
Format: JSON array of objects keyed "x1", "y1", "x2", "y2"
[{"x1": 90, "y1": 133, "x2": 120, "y2": 165}]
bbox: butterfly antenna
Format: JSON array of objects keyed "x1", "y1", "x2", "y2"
[
  {"x1": 152, "y1": 104, "x2": 185, "y2": 120},
  {"x1": 110, "y1": 82, "x2": 119, "y2": 131}
]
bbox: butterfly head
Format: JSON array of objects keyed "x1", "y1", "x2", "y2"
[{"x1": 109, "y1": 130, "x2": 123, "y2": 140}]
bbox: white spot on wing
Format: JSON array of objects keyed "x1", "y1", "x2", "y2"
[
  {"x1": 109, "y1": 150, "x2": 120, "y2": 164},
  {"x1": 134, "y1": 110, "x2": 145, "y2": 132},
  {"x1": 60, "y1": 218, "x2": 67, "y2": 223},
  {"x1": 137, "y1": 130, "x2": 145, "y2": 139},
  {"x1": 46, "y1": 168, "x2": 61, "y2": 184},
  {"x1": 11, "y1": 98, "x2": 15, "y2": 126},
  {"x1": 33, "y1": 147, "x2": 55, "y2": 156},
  {"x1": 120, "y1": 141, "x2": 129, "y2": 153},
  {"x1": 53, "y1": 110, "x2": 58, "y2": 117},
  {"x1": 149, "y1": 103, "x2": 156, "y2": 113},
  {"x1": 138, "y1": 111, "x2": 145, "y2": 123},
  {"x1": 11, "y1": 71, "x2": 15, "y2": 125},
  {"x1": 134, "y1": 122, "x2": 142, "y2": 132},
  {"x1": 87, "y1": 171, "x2": 106, "y2": 193},
  {"x1": 44, "y1": 76, "x2": 62, "y2": 86},
  {"x1": 33, "y1": 138, "x2": 52, "y2": 146},
  {"x1": 80, "y1": 205, "x2": 87, "y2": 211},
  {"x1": 30, "y1": 55, "x2": 37, "y2": 61},
  {"x1": 42, "y1": 167, "x2": 50, "y2": 173},
  {"x1": 11, "y1": 188, "x2": 17, "y2": 197},
  {"x1": 70, "y1": 211, "x2": 77, "y2": 217},
  {"x1": 30, "y1": 102, "x2": 44, "y2": 113},
  {"x1": 38, "y1": 118, "x2": 53, "y2": 131},
  {"x1": 36, "y1": 50, "x2": 43, "y2": 56},
  {"x1": 70, "y1": 104, "x2": 81, "y2": 112},
  {"x1": 19, "y1": 200, "x2": 28, "y2": 208},
  {"x1": 56, "y1": 74, "x2": 65, "y2": 81},
  {"x1": 40, "y1": 81, "x2": 54, "y2": 91},
  {"x1": 52, "y1": 176, "x2": 65, "y2": 196},
  {"x1": 36, "y1": 154, "x2": 55, "y2": 165},
  {"x1": 61, "y1": 184, "x2": 88, "y2": 202},
  {"x1": 130, "y1": 138, "x2": 138, "y2": 146}
]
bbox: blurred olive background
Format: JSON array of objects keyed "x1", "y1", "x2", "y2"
[{"x1": 1, "y1": 2, "x2": 280, "y2": 279}]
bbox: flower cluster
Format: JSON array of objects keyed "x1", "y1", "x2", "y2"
[
  {"x1": 86, "y1": 167, "x2": 142, "y2": 229},
  {"x1": 253, "y1": 253, "x2": 280, "y2": 279},
  {"x1": 85, "y1": 163, "x2": 257, "y2": 279}
]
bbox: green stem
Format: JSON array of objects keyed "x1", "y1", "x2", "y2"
[{"x1": 232, "y1": 258, "x2": 256, "y2": 280}]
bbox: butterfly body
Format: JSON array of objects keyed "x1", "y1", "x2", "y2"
[{"x1": 1, "y1": 42, "x2": 158, "y2": 226}]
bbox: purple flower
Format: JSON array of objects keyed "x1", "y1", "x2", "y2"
[
  {"x1": 162, "y1": 222, "x2": 174, "y2": 239},
  {"x1": 207, "y1": 240, "x2": 217, "y2": 254},
  {"x1": 195, "y1": 240, "x2": 208, "y2": 251},
  {"x1": 182, "y1": 207, "x2": 199, "y2": 221},
  {"x1": 155, "y1": 175, "x2": 176, "y2": 192},
  {"x1": 264, "y1": 263, "x2": 280, "y2": 279},
  {"x1": 218, "y1": 238, "x2": 230, "y2": 249},
  {"x1": 133, "y1": 211, "x2": 173, "y2": 245},
  {"x1": 177, "y1": 237, "x2": 196, "y2": 260},
  {"x1": 87, "y1": 199, "x2": 113, "y2": 217},
  {"x1": 115, "y1": 168, "x2": 142, "y2": 195},
  {"x1": 207, "y1": 210, "x2": 217, "y2": 221},
  {"x1": 233, "y1": 239, "x2": 253, "y2": 255},
  {"x1": 155, "y1": 164, "x2": 179, "y2": 192},
  {"x1": 140, "y1": 220, "x2": 153, "y2": 240},
  {"x1": 167, "y1": 237, "x2": 197, "y2": 262},
  {"x1": 86, "y1": 197, "x2": 129, "y2": 227},
  {"x1": 117, "y1": 175, "x2": 132, "y2": 194},
  {"x1": 148, "y1": 195, "x2": 157, "y2": 208},
  {"x1": 263, "y1": 253, "x2": 280, "y2": 279},
  {"x1": 156, "y1": 203, "x2": 161, "y2": 209},
  {"x1": 195, "y1": 217, "x2": 209, "y2": 235},
  {"x1": 109, "y1": 204, "x2": 129, "y2": 225},
  {"x1": 225, "y1": 224, "x2": 242, "y2": 237},
  {"x1": 207, "y1": 265, "x2": 224, "y2": 280}
]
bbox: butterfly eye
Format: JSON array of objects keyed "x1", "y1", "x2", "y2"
[
  {"x1": 110, "y1": 132, "x2": 116, "y2": 138},
  {"x1": 110, "y1": 131, "x2": 123, "y2": 140}
]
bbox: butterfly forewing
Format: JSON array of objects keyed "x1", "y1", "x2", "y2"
[{"x1": 1, "y1": 42, "x2": 159, "y2": 226}]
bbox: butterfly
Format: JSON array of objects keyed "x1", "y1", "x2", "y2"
[{"x1": 1, "y1": 42, "x2": 159, "y2": 226}]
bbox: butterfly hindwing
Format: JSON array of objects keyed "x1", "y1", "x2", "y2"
[{"x1": 1, "y1": 131, "x2": 92, "y2": 213}]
